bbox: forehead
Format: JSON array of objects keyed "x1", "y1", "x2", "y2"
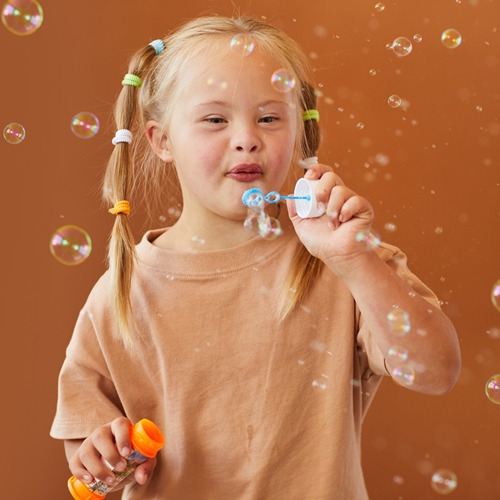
[{"x1": 178, "y1": 43, "x2": 297, "y2": 107}]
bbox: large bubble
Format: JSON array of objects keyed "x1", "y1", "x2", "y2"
[
  {"x1": 441, "y1": 29, "x2": 462, "y2": 49},
  {"x1": 1, "y1": 0, "x2": 43, "y2": 36},
  {"x1": 50, "y1": 225, "x2": 92, "y2": 266},
  {"x1": 230, "y1": 34, "x2": 254, "y2": 56}
]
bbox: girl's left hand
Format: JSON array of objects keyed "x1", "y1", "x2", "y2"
[{"x1": 286, "y1": 163, "x2": 375, "y2": 277}]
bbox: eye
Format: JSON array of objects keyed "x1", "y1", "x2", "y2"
[
  {"x1": 205, "y1": 117, "x2": 226, "y2": 124},
  {"x1": 259, "y1": 116, "x2": 279, "y2": 123}
]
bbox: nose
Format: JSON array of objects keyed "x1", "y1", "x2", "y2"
[{"x1": 231, "y1": 121, "x2": 261, "y2": 153}]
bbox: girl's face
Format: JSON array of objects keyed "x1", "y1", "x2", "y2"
[{"x1": 150, "y1": 47, "x2": 298, "y2": 222}]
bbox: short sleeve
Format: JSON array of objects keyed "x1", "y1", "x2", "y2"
[
  {"x1": 356, "y1": 241, "x2": 441, "y2": 378},
  {"x1": 50, "y1": 309, "x2": 124, "y2": 440}
]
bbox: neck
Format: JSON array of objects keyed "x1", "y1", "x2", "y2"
[{"x1": 155, "y1": 204, "x2": 282, "y2": 252}]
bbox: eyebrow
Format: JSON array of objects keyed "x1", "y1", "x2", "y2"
[{"x1": 194, "y1": 99, "x2": 290, "y2": 109}]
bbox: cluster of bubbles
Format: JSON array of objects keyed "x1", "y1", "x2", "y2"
[
  {"x1": 49, "y1": 225, "x2": 92, "y2": 266},
  {"x1": 1, "y1": 0, "x2": 43, "y2": 36},
  {"x1": 244, "y1": 194, "x2": 282, "y2": 241},
  {"x1": 431, "y1": 469, "x2": 458, "y2": 494},
  {"x1": 3, "y1": 122, "x2": 25, "y2": 144},
  {"x1": 491, "y1": 279, "x2": 500, "y2": 312},
  {"x1": 271, "y1": 69, "x2": 295, "y2": 93},
  {"x1": 386, "y1": 29, "x2": 461, "y2": 57},
  {"x1": 230, "y1": 34, "x2": 255, "y2": 56},
  {"x1": 71, "y1": 112, "x2": 100, "y2": 139},
  {"x1": 485, "y1": 374, "x2": 500, "y2": 404},
  {"x1": 387, "y1": 309, "x2": 415, "y2": 386}
]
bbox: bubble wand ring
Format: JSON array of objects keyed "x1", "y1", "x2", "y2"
[{"x1": 242, "y1": 188, "x2": 310, "y2": 208}]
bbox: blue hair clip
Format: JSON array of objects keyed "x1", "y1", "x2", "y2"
[{"x1": 149, "y1": 39, "x2": 165, "y2": 56}]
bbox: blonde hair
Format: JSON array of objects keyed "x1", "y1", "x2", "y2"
[{"x1": 103, "y1": 15, "x2": 323, "y2": 347}]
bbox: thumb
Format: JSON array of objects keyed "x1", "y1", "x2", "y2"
[{"x1": 134, "y1": 457, "x2": 157, "y2": 485}]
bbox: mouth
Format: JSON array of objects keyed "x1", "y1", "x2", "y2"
[{"x1": 226, "y1": 163, "x2": 263, "y2": 182}]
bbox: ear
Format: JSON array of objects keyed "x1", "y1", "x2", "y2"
[{"x1": 145, "y1": 120, "x2": 174, "y2": 163}]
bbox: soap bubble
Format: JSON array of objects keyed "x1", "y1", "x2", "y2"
[
  {"x1": 1, "y1": 0, "x2": 43, "y2": 36},
  {"x1": 230, "y1": 34, "x2": 254, "y2": 56},
  {"x1": 391, "y1": 365, "x2": 415, "y2": 386},
  {"x1": 312, "y1": 376, "x2": 327, "y2": 391},
  {"x1": 441, "y1": 29, "x2": 462, "y2": 49},
  {"x1": 258, "y1": 216, "x2": 282, "y2": 241},
  {"x1": 384, "y1": 222, "x2": 396, "y2": 232},
  {"x1": 431, "y1": 469, "x2": 458, "y2": 494},
  {"x1": 388, "y1": 95, "x2": 402, "y2": 108},
  {"x1": 485, "y1": 374, "x2": 500, "y2": 404},
  {"x1": 355, "y1": 229, "x2": 381, "y2": 250},
  {"x1": 356, "y1": 122, "x2": 364, "y2": 130},
  {"x1": 388, "y1": 345, "x2": 408, "y2": 364},
  {"x1": 271, "y1": 69, "x2": 295, "y2": 93},
  {"x1": 3, "y1": 122, "x2": 25, "y2": 144},
  {"x1": 392, "y1": 37, "x2": 412, "y2": 57},
  {"x1": 413, "y1": 34, "x2": 422, "y2": 43},
  {"x1": 374, "y1": 3, "x2": 385, "y2": 11},
  {"x1": 388, "y1": 308, "x2": 411, "y2": 335},
  {"x1": 70, "y1": 112, "x2": 100, "y2": 139},
  {"x1": 369, "y1": 69, "x2": 377, "y2": 76},
  {"x1": 50, "y1": 225, "x2": 92, "y2": 266},
  {"x1": 491, "y1": 279, "x2": 500, "y2": 312}
]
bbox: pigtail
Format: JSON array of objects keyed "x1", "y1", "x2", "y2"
[
  {"x1": 103, "y1": 43, "x2": 160, "y2": 348},
  {"x1": 277, "y1": 82, "x2": 324, "y2": 322}
]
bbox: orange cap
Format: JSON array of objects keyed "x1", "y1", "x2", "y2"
[
  {"x1": 129, "y1": 418, "x2": 165, "y2": 458},
  {"x1": 67, "y1": 476, "x2": 106, "y2": 500}
]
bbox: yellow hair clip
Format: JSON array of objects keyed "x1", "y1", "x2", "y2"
[
  {"x1": 108, "y1": 200, "x2": 131, "y2": 216},
  {"x1": 302, "y1": 109, "x2": 319, "y2": 122}
]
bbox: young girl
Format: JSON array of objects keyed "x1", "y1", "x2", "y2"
[{"x1": 51, "y1": 15, "x2": 461, "y2": 500}]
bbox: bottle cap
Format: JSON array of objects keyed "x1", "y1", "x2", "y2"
[
  {"x1": 130, "y1": 419, "x2": 165, "y2": 458},
  {"x1": 68, "y1": 476, "x2": 106, "y2": 500},
  {"x1": 294, "y1": 178, "x2": 322, "y2": 218}
]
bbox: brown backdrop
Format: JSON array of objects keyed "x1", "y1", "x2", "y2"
[{"x1": 1, "y1": 0, "x2": 499, "y2": 498}]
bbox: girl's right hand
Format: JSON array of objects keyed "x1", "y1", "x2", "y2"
[{"x1": 67, "y1": 417, "x2": 156, "y2": 491}]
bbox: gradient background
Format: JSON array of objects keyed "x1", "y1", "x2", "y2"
[{"x1": 1, "y1": 0, "x2": 499, "y2": 498}]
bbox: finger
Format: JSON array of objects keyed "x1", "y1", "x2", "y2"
[
  {"x1": 325, "y1": 185, "x2": 358, "y2": 229},
  {"x1": 110, "y1": 417, "x2": 133, "y2": 459},
  {"x1": 304, "y1": 163, "x2": 333, "y2": 180},
  {"x1": 286, "y1": 197, "x2": 298, "y2": 218},
  {"x1": 134, "y1": 457, "x2": 157, "y2": 485},
  {"x1": 71, "y1": 437, "x2": 117, "y2": 486},
  {"x1": 338, "y1": 195, "x2": 373, "y2": 224},
  {"x1": 315, "y1": 172, "x2": 346, "y2": 208}
]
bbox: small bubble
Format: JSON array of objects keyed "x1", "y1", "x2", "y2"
[
  {"x1": 485, "y1": 374, "x2": 500, "y2": 403},
  {"x1": 374, "y1": 3, "x2": 385, "y2": 12},
  {"x1": 491, "y1": 280, "x2": 500, "y2": 312},
  {"x1": 3, "y1": 122, "x2": 25, "y2": 144},
  {"x1": 159, "y1": 215, "x2": 167, "y2": 223},
  {"x1": 312, "y1": 379, "x2": 327, "y2": 391},
  {"x1": 375, "y1": 153, "x2": 390, "y2": 166},
  {"x1": 476, "y1": 105, "x2": 483, "y2": 112},
  {"x1": 392, "y1": 365, "x2": 415, "y2": 386},
  {"x1": 413, "y1": 34, "x2": 422, "y2": 43},
  {"x1": 230, "y1": 34, "x2": 255, "y2": 56},
  {"x1": 388, "y1": 95, "x2": 402, "y2": 108},
  {"x1": 369, "y1": 69, "x2": 377, "y2": 76},
  {"x1": 270, "y1": 69, "x2": 295, "y2": 93},
  {"x1": 431, "y1": 469, "x2": 458, "y2": 494},
  {"x1": 384, "y1": 222, "x2": 397, "y2": 232},
  {"x1": 385, "y1": 42, "x2": 394, "y2": 50},
  {"x1": 355, "y1": 229, "x2": 381, "y2": 250},
  {"x1": 71, "y1": 112, "x2": 99, "y2": 139},
  {"x1": 309, "y1": 51, "x2": 318, "y2": 59},
  {"x1": 392, "y1": 37, "x2": 412, "y2": 57},
  {"x1": 356, "y1": 122, "x2": 364, "y2": 129},
  {"x1": 441, "y1": 29, "x2": 462, "y2": 49},
  {"x1": 387, "y1": 308, "x2": 411, "y2": 335},
  {"x1": 393, "y1": 475, "x2": 404, "y2": 485},
  {"x1": 388, "y1": 345, "x2": 409, "y2": 364},
  {"x1": 313, "y1": 25, "x2": 328, "y2": 37},
  {"x1": 434, "y1": 226, "x2": 443, "y2": 234}
]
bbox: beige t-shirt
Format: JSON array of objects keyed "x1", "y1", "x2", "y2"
[{"x1": 51, "y1": 219, "x2": 439, "y2": 500}]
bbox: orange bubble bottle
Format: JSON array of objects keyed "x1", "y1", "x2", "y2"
[{"x1": 67, "y1": 419, "x2": 165, "y2": 500}]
